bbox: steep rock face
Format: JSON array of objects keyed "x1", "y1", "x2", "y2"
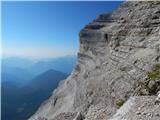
[{"x1": 29, "y1": 1, "x2": 160, "y2": 120}]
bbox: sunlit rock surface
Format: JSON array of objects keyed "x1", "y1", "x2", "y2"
[{"x1": 29, "y1": 1, "x2": 160, "y2": 120}]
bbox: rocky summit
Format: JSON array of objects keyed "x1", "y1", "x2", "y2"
[{"x1": 29, "y1": 1, "x2": 160, "y2": 120}]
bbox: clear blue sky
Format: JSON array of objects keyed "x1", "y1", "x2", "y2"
[{"x1": 2, "y1": 1, "x2": 122, "y2": 59}]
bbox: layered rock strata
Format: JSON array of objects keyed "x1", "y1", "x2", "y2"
[{"x1": 29, "y1": 1, "x2": 160, "y2": 120}]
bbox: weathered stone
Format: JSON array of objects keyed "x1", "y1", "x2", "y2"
[
  {"x1": 148, "y1": 80, "x2": 157, "y2": 91},
  {"x1": 29, "y1": 1, "x2": 160, "y2": 120},
  {"x1": 140, "y1": 89, "x2": 150, "y2": 95},
  {"x1": 110, "y1": 96, "x2": 160, "y2": 120}
]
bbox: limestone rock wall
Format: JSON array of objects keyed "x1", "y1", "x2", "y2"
[{"x1": 29, "y1": 1, "x2": 160, "y2": 120}]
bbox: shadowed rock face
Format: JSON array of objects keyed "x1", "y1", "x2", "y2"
[{"x1": 29, "y1": 1, "x2": 160, "y2": 120}]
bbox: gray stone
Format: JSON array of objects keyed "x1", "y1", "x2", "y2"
[
  {"x1": 148, "y1": 80, "x2": 157, "y2": 91},
  {"x1": 29, "y1": 1, "x2": 160, "y2": 120},
  {"x1": 110, "y1": 96, "x2": 160, "y2": 120}
]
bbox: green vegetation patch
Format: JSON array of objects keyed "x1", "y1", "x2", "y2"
[
  {"x1": 148, "y1": 64, "x2": 160, "y2": 80},
  {"x1": 155, "y1": 64, "x2": 160, "y2": 70},
  {"x1": 116, "y1": 99, "x2": 125, "y2": 108},
  {"x1": 148, "y1": 71, "x2": 160, "y2": 80},
  {"x1": 135, "y1": 64, "x2": 160, "y2": 96}
]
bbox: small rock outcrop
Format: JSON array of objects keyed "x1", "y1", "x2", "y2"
[{"x1": 29, "y1": 1, "x2": 160, "y2": 120}]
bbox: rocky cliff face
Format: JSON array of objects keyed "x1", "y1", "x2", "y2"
[{"x1": 29, "y1": 1, "x2": 160, "y2": 120}]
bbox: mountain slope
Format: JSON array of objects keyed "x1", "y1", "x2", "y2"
[
  {"x1": 1, "y1": 66, "x2": 35, "y2": 85},
  {"x1": 30, "y1": 69, "x2": 68, "y2": 91},
  {"x1": 29, "y1": 1, "x2": 160, "y2": 120}
]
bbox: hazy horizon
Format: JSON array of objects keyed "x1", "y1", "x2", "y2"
[
  {"x1": 2, "y1": 1, "x2": 122, "y2": 59},
  {"x1": 2, "y1": 54, "x2": 77, "y2": 61}
]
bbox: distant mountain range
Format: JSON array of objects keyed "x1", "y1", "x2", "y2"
[
  {"x1": 2, "y1": 69, "x2": 69, "y2": 120},
  {"x1": 2, "y1": 55, "x2": 76, "y2": 85},
  {"x1": 2, "y1": 66, "x2": 35, "y2": 86},
  {"x1": 2, "y1": 55, "x2": 76, "y2": 74},
  {"x1": 30, "y1": 69, "x2": 68, "y2": 91},
  {"x1": 2, "y1": 57, "x2": 34, "y2": 69},
  {"x1": 28, "y1": 55, "x2": 77, "y2": 75},
  {"x1": 1, "y1": 56, "x2": 76, "y2": 120}
]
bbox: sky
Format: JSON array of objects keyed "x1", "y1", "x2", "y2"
[{"x1": 2, "y1": 1, "x2": 122, "y2": 59}]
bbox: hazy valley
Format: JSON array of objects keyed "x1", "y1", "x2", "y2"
[{"x1": 1, "y1": 56, "x2": 76, "y2": 120}]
